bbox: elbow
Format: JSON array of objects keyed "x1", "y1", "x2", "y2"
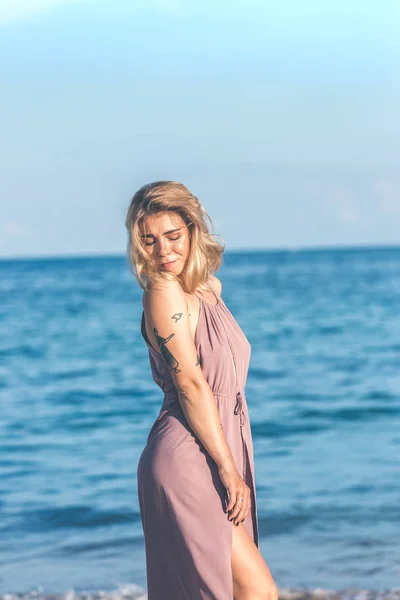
[{"x1": 175, "y1": 376, "x2": 208, "y2": 404}]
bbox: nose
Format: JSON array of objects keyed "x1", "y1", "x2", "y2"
[{"x1": 157, "y1": 237, "x2": 173, "y2": 257}]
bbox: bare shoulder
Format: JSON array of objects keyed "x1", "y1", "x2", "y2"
[
  {"x1": 208, "y1": 274, "x2": 222, "y2": 297},
  {"x1": 142, "y1": 278, "x2": 186, "y2": 313},
  {"x1": 140, "y1": 278, "x2": 204, "y2": 385}
]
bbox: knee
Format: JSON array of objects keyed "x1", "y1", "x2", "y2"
[
  {"x1": 244, "y1": 583, "x2": 279, "y2": 600},
  {"x1": 268, "y1": 584, "x2": 279, "y2": 600},
  {"x1": 255, "y1": 583, "x2": 279, "y2": 600}
]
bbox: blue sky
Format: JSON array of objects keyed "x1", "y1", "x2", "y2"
[{"x1": 1, "y1": 0, "x2": 399, "y2": 258}]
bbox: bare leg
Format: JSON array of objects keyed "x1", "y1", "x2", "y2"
[{"x1": 231, "y1": 522, "x2": 279, "y2": 600}]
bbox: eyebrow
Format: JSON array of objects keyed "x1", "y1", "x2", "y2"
[{"x1": 141, "y1": 227, "x2": 181, "y2": 239}]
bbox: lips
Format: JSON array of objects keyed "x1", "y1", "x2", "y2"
[{"x1": 161, "y1": 260, "x2": 177, "y2": 266}]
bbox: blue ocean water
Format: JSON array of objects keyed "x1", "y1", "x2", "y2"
[{"x1": 0, "y1": 248, "x2": 399, "y2": 596}]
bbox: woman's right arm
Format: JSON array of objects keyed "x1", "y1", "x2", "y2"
[{"x1": 143, "y1": 278, "x2": 251, "y2": 525}]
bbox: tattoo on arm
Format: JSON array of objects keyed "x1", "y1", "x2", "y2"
[
  {"x1": 171, "y1": 312, "x2": 183, "y2": 323},
  {"x1": 195, "y1": 354, "x2": 201, "y2": 366},
  {"x1": 154, "y1": 328, "x2": 181, "y2": 373}
]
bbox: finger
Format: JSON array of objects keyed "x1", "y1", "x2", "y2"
[
  {"x1": 244, "y1": 496, "x2": 251, "y2": 521},
  {"x1": 230, "y1": 491, "x2": 246, "y2": 522},
  {"x1": 225, "y1": 489, "x2": 237, "y2": 514},
  {"x1": 228, "y1": 495, "x2": 242, "y2": 521},
  {"x1": 245, "y1": 500, "x2": 251, "y2": 521},
  {"x1": 233, "y1": 498, "x2": 246, "y2": 525},
  {"x1": 229, "y1": 504, "x2": 241, "y2": 522},
  {"x1": 235, "y1": 492, "x2": 250, "y2": 525},
  {"x1": 237, "y1": 497, "x2": 248, "y2": 525},
  {"x1": 243, "y1": 495, "x2": 250, "y2": 521}
]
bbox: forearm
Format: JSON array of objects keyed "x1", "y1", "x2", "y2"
[{"x1": 177, "y1": 380, "x2": 236, "y2": 470}]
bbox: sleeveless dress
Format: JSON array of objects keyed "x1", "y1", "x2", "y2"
[{"x1": 137, "y1": 283, "x2": 259, "y2": 599}]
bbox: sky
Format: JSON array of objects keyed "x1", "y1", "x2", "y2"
[{"x1": 0, "y1": 0, "x2": 399, "y2": 258}]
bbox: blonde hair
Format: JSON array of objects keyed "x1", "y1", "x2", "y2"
[{"x1": 125, "y1": 180, "x2": 225, "y2": 293}]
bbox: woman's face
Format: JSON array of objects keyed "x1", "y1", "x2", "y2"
[{"x1": 141, "y1": 212, "x2": 191, "y2": 276}]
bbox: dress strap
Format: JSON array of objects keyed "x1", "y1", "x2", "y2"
[
  {"x1": 193, "y1": 280, "x2": 220, "y2": 306},
  {"x1": 205, "y1": 280, "x2": 220, "y2": 304}
]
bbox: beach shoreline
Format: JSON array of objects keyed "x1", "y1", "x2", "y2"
[{"x1": 1, "y1": 586, "x2": 400, "y2": 600}]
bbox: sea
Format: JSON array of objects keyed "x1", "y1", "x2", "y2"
[{"x1": 1, "y1": 247, "x2": 399, "y2": 599}]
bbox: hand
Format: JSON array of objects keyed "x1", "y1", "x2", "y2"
[{"x1": 218, "y1": 463, "x2": 251, "y2": 526}]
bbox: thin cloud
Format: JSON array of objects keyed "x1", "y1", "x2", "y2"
[
  {"x1": 325, "y1": 187, "x2": 360, "y2": 224},
  {"x1": 0, "y1": 0, "x2": 184, "y2": 25},
  {"x1": 0, "y1": 0, "x2": 80, "y2": 25},
  {"x1": 3, "y1": 220, "x2": 27, "y2": 237},
  {"x1": 337, "y1": 208, "x2": 358, "y2": 224}
]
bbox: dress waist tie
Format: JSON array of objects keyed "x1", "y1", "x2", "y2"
[{"x1": 234, "y1": 391, "x2": 247, "y2": 427}]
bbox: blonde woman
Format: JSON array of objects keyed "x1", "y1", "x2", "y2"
[{"x1": 125, "y1": 181, "x2": 278, "y2": 600}]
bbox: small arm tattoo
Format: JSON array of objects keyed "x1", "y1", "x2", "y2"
[
  {"x1": 195, "y1": 354, "x2": 201, "y2": 366},
  {"x1": 171, "y1": 312, "x2": 183, "y2": 323},
  {"x1": 154, "y1": 328, "x2": 181, "y2": 373}
]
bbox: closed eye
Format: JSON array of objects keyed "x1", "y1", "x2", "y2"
[{"x1": 144, "y1": 235, "x2": 181, "y2": 247}]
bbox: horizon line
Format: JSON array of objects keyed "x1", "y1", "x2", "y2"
[{"x1": 1, "y1": 242, "x2": 400, "y2": 263}]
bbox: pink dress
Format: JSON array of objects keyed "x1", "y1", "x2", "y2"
[{"x1": 137, "y1": 283, "x2": 259, "y2": 599}]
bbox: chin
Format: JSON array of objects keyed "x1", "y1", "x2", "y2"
[
  {"x1": 171, "y1": 265, "x2": 184, "y2": 276},
  {"x1": 158, "y1": 264, "x2": 177, "y2": 275}
]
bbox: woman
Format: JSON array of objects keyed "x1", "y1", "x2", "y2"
[{"x1": 125, "y1": 181, "x2": 278, "y2": 600}]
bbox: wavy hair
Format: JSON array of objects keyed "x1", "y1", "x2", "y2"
[{"x1": 125, "y1": 181, "x2": 225, "y2": 293}]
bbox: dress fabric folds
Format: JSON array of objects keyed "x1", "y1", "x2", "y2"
[{"x1": 137, "y1": 286, "x2": 259, "y2": 599}]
